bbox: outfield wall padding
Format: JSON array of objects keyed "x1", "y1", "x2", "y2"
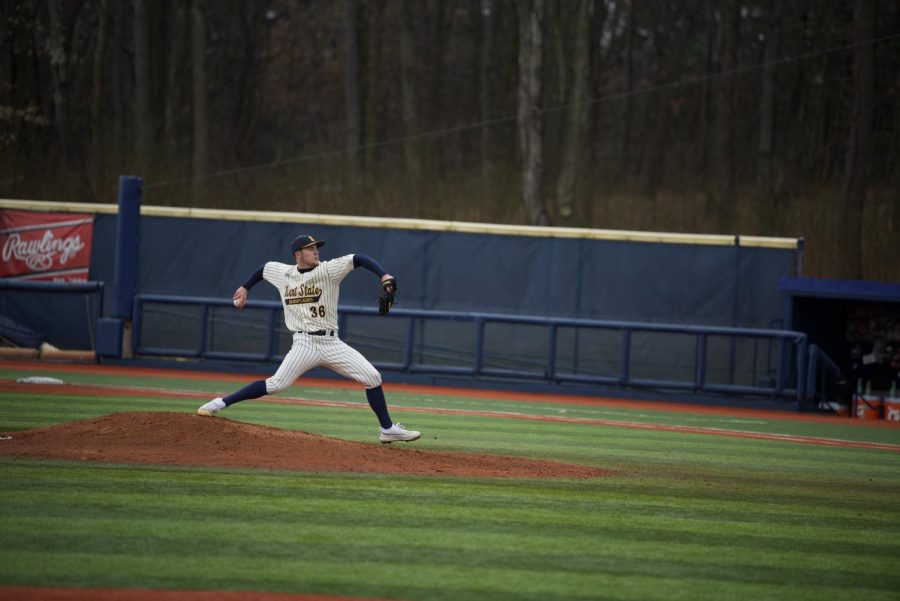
[
  {"x1": 3, "y1": 201, "x2": 800, "y2": 380},
  {"x1": 89, "y1": 214, "x2": 796, "y2": 328}
]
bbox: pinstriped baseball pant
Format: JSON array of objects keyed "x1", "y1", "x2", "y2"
[{"x1": 265, "y1": 332, "x2": 382, "y2": 393}]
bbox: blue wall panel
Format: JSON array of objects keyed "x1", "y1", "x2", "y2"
[{"x1": 127, "y1": 216, "x2": 795, "y2": 330}]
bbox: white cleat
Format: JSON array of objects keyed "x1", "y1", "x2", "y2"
[
  {"x1": 379, "y1": 423, "x2": 421, "y2": 444},
  {"x1": 197, "y1": 397, "x2": 226, "y2": 416}
]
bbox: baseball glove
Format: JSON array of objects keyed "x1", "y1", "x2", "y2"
[{"x1": 378, "y1": 277, "x2": 397, "y2": 315}]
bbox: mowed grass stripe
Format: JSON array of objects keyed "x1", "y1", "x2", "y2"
[
  {"x1": 3, "y1": 491, "x2": 899, "y2": 560},
  {"x1": 2, "y1": 462, "x2": 898, "y2": 546},
  {"x1": 4, "y1": 491, "x2": 896, "y2": 556},
  {"x1": 4, "y1": 458, "x2": 896, "y2": 512},
  {"x1": 9, "y1": 548, "x2": 897, "y2": 601},
  {"x1": 4, "y1": 528, "x2": 899, "y2": 594},
  {"x1": 3, "y1": 512, "x2": 899, "y2": 572}
]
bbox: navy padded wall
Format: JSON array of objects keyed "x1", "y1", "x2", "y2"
[{"x1": 130, "y1": 216, "x2": 794, "y2": 328}]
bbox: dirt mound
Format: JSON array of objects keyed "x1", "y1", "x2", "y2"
[{"x1": 0, "y1": 412, "x2": 607, "y2": 478}]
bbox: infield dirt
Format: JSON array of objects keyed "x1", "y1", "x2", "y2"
[{"x1": 0, "y1": 411, "x2": 608, "y2": 478}]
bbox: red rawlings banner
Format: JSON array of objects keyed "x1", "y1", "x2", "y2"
[{"x1": 0, "y1": 209, "x2": 95, "y2": 281}]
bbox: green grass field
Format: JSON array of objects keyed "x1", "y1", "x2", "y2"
[{"x1": 1, "y1": 363, "x2": 899, "y2": 600}]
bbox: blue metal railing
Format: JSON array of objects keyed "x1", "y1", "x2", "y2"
[
  {"x1": 806, "y1": 344, "x2": 844, "y2": 406},
  {"x1": 132, "y1": 294, "x2": 809, "y2": 400},
  {"x1": 0, "y1": 279, "x2": 104, "y2": 293}
]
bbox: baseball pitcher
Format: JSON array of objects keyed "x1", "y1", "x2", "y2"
[{"x1": 197, "y1": 234, "x2": 420, "y2": 444}]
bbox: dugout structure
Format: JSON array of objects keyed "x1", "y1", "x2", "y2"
[{"x1": 782, "y1": 277, "x2": 900, "y2": 402}]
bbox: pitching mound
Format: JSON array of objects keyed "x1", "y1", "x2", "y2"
[{"x1": 0, "y1": 412, "x2": 607, "y2": 478}]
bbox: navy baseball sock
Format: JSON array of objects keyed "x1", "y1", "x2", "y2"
[
  {"x1": 365, "y1": 386, "x2": 393, "y2": 429},
  {"x1": 223, "y1": 379, "x2": 268, "y2": 406}
]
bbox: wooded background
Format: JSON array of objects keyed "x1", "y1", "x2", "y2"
[{"x1": 2, "y1": 0, "x2": 898, "y2": 281}]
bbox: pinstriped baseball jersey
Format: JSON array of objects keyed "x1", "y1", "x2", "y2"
[{"x1": 263, "y1": 254, "x2": 355, "y2": 332}]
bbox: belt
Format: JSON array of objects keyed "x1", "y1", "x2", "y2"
[{"x1": 300, "y1": 330, "x2": 335, "y2": 337}]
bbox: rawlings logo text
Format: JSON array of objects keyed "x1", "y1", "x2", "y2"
[{"x1": 2, "y1": 231, "x2": 86, "y2": 272}]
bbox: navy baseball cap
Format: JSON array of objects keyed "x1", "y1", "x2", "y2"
[{"x1": 291, "y1": 234, "x2": 325, "y2": 253}]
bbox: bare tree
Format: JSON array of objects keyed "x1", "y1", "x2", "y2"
[
  {"x1": 697, "y1": 0, "x2": 715, "y2": 183},
  {"x1": 757, "y1": 0, "x2": 781, "y2": 231},
  {"x1": 133, "y1": 0, "x2": 152, "y2": 177},
  {"x1": 399, "y1": 0, "x2": 422, "y2": 184},
  {"x1": 343, "y1": 0, "x2": 362, "y2": 173},
  {"x1": 363, "y1": 0, "x2": 385, "y2": 178},
  {"x1": 639, "y1": 7, "x2": 693, "y2": 198},
  {"x1": 554, "y1": 0, "x2": 590, "y2": 224},
  {"x1": 110, "y1": 0, "x2": 126, "y2": 163},
  {"x1": 841, "y1": 0, "x2": 875, "y2": 278},
  {"x1": 517, "y1": 0, "x2": 548, "y2": 226},
  {"x1": 191, "y1": 0, "x2": 208, "y2": 204},
  {"x1": 712, "y1": 0, "x2": 739, "y2": 227},
  {"x1": 231, "y1": 6, "x2": 268, "y2": 164},
  {"x1": 164, "y1": 0, "x2": 189, "y2": 157},
  {"x1": 478, "y1": 0, "x2": 496, "y2": 192},
  {"x1": 90, "y1": 0, "x2": 110, "y2": 194},
  {"x1": 621, "y1": 0, "x2": 636, "y2": 178},
  {"x1": 426, "y1": 0, "x2": 448, "y2": 130},
  {"x1": 46, "y1": 0, "x2": 92, "y2": 200}
]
